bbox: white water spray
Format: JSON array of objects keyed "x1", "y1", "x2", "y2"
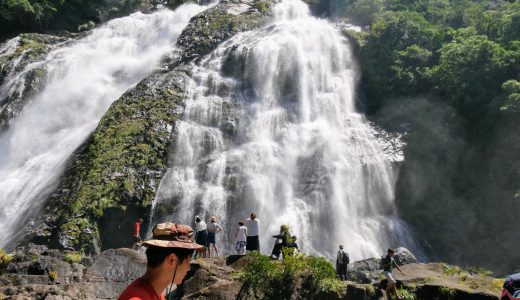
[
  {"x1": 153, "y1": 0, "x2": 420, "y2": 259},
  {"x1": 0, "y1": 3, "x2": 209, "y2": 249}
]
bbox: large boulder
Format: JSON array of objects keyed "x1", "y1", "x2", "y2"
[
  {"x1": 347, "y1": 247, "x2": 418, "y2": 283},
  {"x1": 394, "y1": 263, "x2": 501, "y2": 300},
  {"x1": 0, "y1": 247, "x2": 146, "y2": 299}
]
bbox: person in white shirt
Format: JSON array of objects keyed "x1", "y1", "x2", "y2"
[
  {"x1": 246, "y1": 213, "x2": 260, "y2": 252},
  {"x1": 194, "y1": 216, "x2": 208, "y2": 258},
  {"x1": 206, "y1": 215, "x2": 223, "y2": 257},
  {"x1": 234, "y1": 220, "x2": 248, "y2": 255}
]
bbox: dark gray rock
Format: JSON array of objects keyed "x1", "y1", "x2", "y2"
[
  {"x1": 176, "y1": 0, "x2": 270, "y2": 64},
  {"x1": 86, "y1": 248, "x2": 146, "y2": 282},
  {"x1": 347, "y1": 247, "x2": 419, "y2": 284},
  {"x1": 393, "y1": 247, "x2": 418, "y2": 266}
]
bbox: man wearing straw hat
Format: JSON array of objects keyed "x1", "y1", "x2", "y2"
[{"x1": 118, "y1": 222, "x2": 205, "y2": 300}]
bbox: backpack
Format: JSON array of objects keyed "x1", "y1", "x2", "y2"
[
  {"x1": 343, "y1": 252, "x2": 350, "y2": 264},
  {"x1": 339, "y1": 250, "x2": 349, "y2": 264},
  {"x1": 379, "y1": 255, "x2": 389, "y2": 270}
]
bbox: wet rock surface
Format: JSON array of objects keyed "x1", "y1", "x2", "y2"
[
  {"x1": 0, "y1": 33, "x2": 75, "y2": 131},
  {"x1": 176, "y1": 0, "x2": 270, "y2": 63}
]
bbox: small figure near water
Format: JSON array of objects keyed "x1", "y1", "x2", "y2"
[
  {"x1": 270, "y1": 224, "x2": 297, "y2": 260},
  {"x1": 131, "y1": 218, "x2": 143, "y2": 250},
  {"x1": 194, "y1": 216, "x2": 208, "y2": 258},
  {"x1": 381, "y1": 248, "x2": 404, "y2": 300},
  {"x1": 234, "y1": 220, "x2": 248, "y2": 255},
  {"x1": 336, "y1": 244, "x2": 349, "y2": 281},
  {"x1": 118, "y1": 222, "x2": 205, "y2": 300},
  {"x1": 246, "y1": 213, "x2": 260, "y2": 252},
  {"x1": 207, "y1": 215, "x2": 223, "y2": 257}
]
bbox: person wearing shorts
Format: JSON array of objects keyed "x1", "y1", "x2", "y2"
[
  {"x1": 207, "y1": 216, "x2": 223, "y2": 257},
  {"x1": 234, "y1": 220, "x2": 247, "y2": 255},
  {"x1": 381, "y1": 248, "x2": 404, "y2": 300}
]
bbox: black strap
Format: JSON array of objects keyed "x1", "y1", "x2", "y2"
[{"x1": 167, "y1": 263, "x2": 178, "y2": 300}]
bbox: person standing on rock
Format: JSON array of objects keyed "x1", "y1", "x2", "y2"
[
  {"x1": 246, "y1": 213, "x2": 260, "y2": 253},
  {"x1": 381, "y1": 248, "x2": 404, "y2": 300},
  {"x1": 118, "y1": 222, "x2": 205, "y2": 300},
  {"x1": 336, "y1": 244, "x2": 349, "y2": 281},
  {"x1": 194, "y1": 216, "x2": 208, "y2": 258},
  {"x1": 132, "y1": 218, "x2": 144, "y2": 250},
  {"x1": 234, "y1": 220, "x2": 248, "y2": 255},
  {"x1": 206, "y1": 216, "x2": 223, "y2": 257}
]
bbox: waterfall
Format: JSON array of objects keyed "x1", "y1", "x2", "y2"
[
  {"x1": 0, "y1": 3, "x2": 209, "y2": 249},
  {"x1": 153, "y1": 0, "x2": 421, "y2": 259}
]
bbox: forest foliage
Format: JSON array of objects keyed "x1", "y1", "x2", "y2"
[
  {"x1": 336, "y1": 0, "x2": 519, "y2": 272},
  {"x1": 0, "y1": 0, "x2": 186, "y2": 39}
]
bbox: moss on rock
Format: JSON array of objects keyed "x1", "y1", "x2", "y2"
[
  {"x1": 177, "y1": 0, "x2": 270, "y2": 62},
  {"x1": 0, "y1": 250, "x2": 12, "y2": 269}
]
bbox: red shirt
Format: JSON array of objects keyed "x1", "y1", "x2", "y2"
[
  {"x1": 118, "y1": 278, "x2": 164, "y2": 300},
  {"x1": 133, "y1": 222, "x2": 141, "y2": 236}
]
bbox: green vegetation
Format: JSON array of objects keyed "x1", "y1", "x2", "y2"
[
  {"x1": 365, "y1": 284, "x2": 376, "y2": 296},
  {"x1": 241, "y1": 251, "x2": 339, "y2": 298},
  {"x1": 49, "y1": 83, "x2": 184, "y2": 252},
  {"x1": 0, "y1": 249, "x2": 12, "y2": 269},
  {"x1": 254, "y1": 0, "x2": 270, "y2": 14},
  {"x1": 181, "y1": 6, "x2": 266, "y2": 60},
  {"x1": 14, "y1": 34, "x2": 47, "y2": 58},
  {"x1": 491, "y1": 278, "x2": 505, "y2": 292},
  {"x1": 397, "y1": 287, "x2": 416, "y2": 300},
  {"x1": 48, "y1": 270, "x2": 58, "y2": 282},
  {"x1": 63, "y1": 251, "x2": 82, "y2": 264},
  {"x1": 466, "y1": 266, "x2": 493, "y2": 277},
  {"x1": 439, "y1": 286, "x2": 456, "y2": 298},
  {"x1": 0, "y1": 0, "x2": 181, "y2": 40},
  {"x1": 440, "y1": 263, "x2": 463, "y2": 277}
]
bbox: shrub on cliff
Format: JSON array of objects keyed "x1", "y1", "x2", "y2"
[
  {"x1": 0, "y1": 249, "x2": 12, "y2": 269},
  {"x1": 241, "y1": 251, "x2": 339, "y2": 298}
]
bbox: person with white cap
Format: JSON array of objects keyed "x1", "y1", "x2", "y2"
[
  {"x1": 118, "y1": 222, "x2": 205, "y2": 300},
  {"x1": 207, "y1": 215, "x2": 223, "y2": 257},
  {"x1": 336, "y1": 244, "x2": 349, "y2": 281}
]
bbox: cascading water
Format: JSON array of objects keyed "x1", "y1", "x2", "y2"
[
  {"x1": 153, "y1": 0, "x2": 422, "y2": 260},
  {"x1": 0, "y1": 3, "x2": 210, "y2": 249}
]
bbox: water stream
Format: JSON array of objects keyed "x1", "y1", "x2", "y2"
[
  {"x1": 0, "y1": 3, "x2": 209, "y2": 249},
  {"x1": 153, "y1": 0, "x2": 420, "y2": 259}
]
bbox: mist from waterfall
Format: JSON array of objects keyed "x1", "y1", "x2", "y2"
[
  {"x1": 0, "y1": 3, "x2": 208, "y2": 249},
  {"x1": 153, "y1": 0, "x2": 421, "y2": 260}
]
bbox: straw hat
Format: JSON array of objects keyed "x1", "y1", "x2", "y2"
[{"x1": 143, "y1": 222, "x2": 205, "y2": 251}]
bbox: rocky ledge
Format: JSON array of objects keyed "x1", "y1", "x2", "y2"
[{"x1": 0, "y1": 244, "x2": 503, "y2": 300}]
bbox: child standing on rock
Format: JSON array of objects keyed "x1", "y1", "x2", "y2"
[{"x1": 234, "y1": 220, "x2": 247, "y2": 255}]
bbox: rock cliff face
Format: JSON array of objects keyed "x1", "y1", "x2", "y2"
[
  {"x1": 12, "y1": 0, "x2": 271, "y2": 255},
  {"x1": 0, "y1": 246, "x2": 502, "y2": 300},
  {"x1": 0, "y1": 245, "x2": 146, "y2": 299}
]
